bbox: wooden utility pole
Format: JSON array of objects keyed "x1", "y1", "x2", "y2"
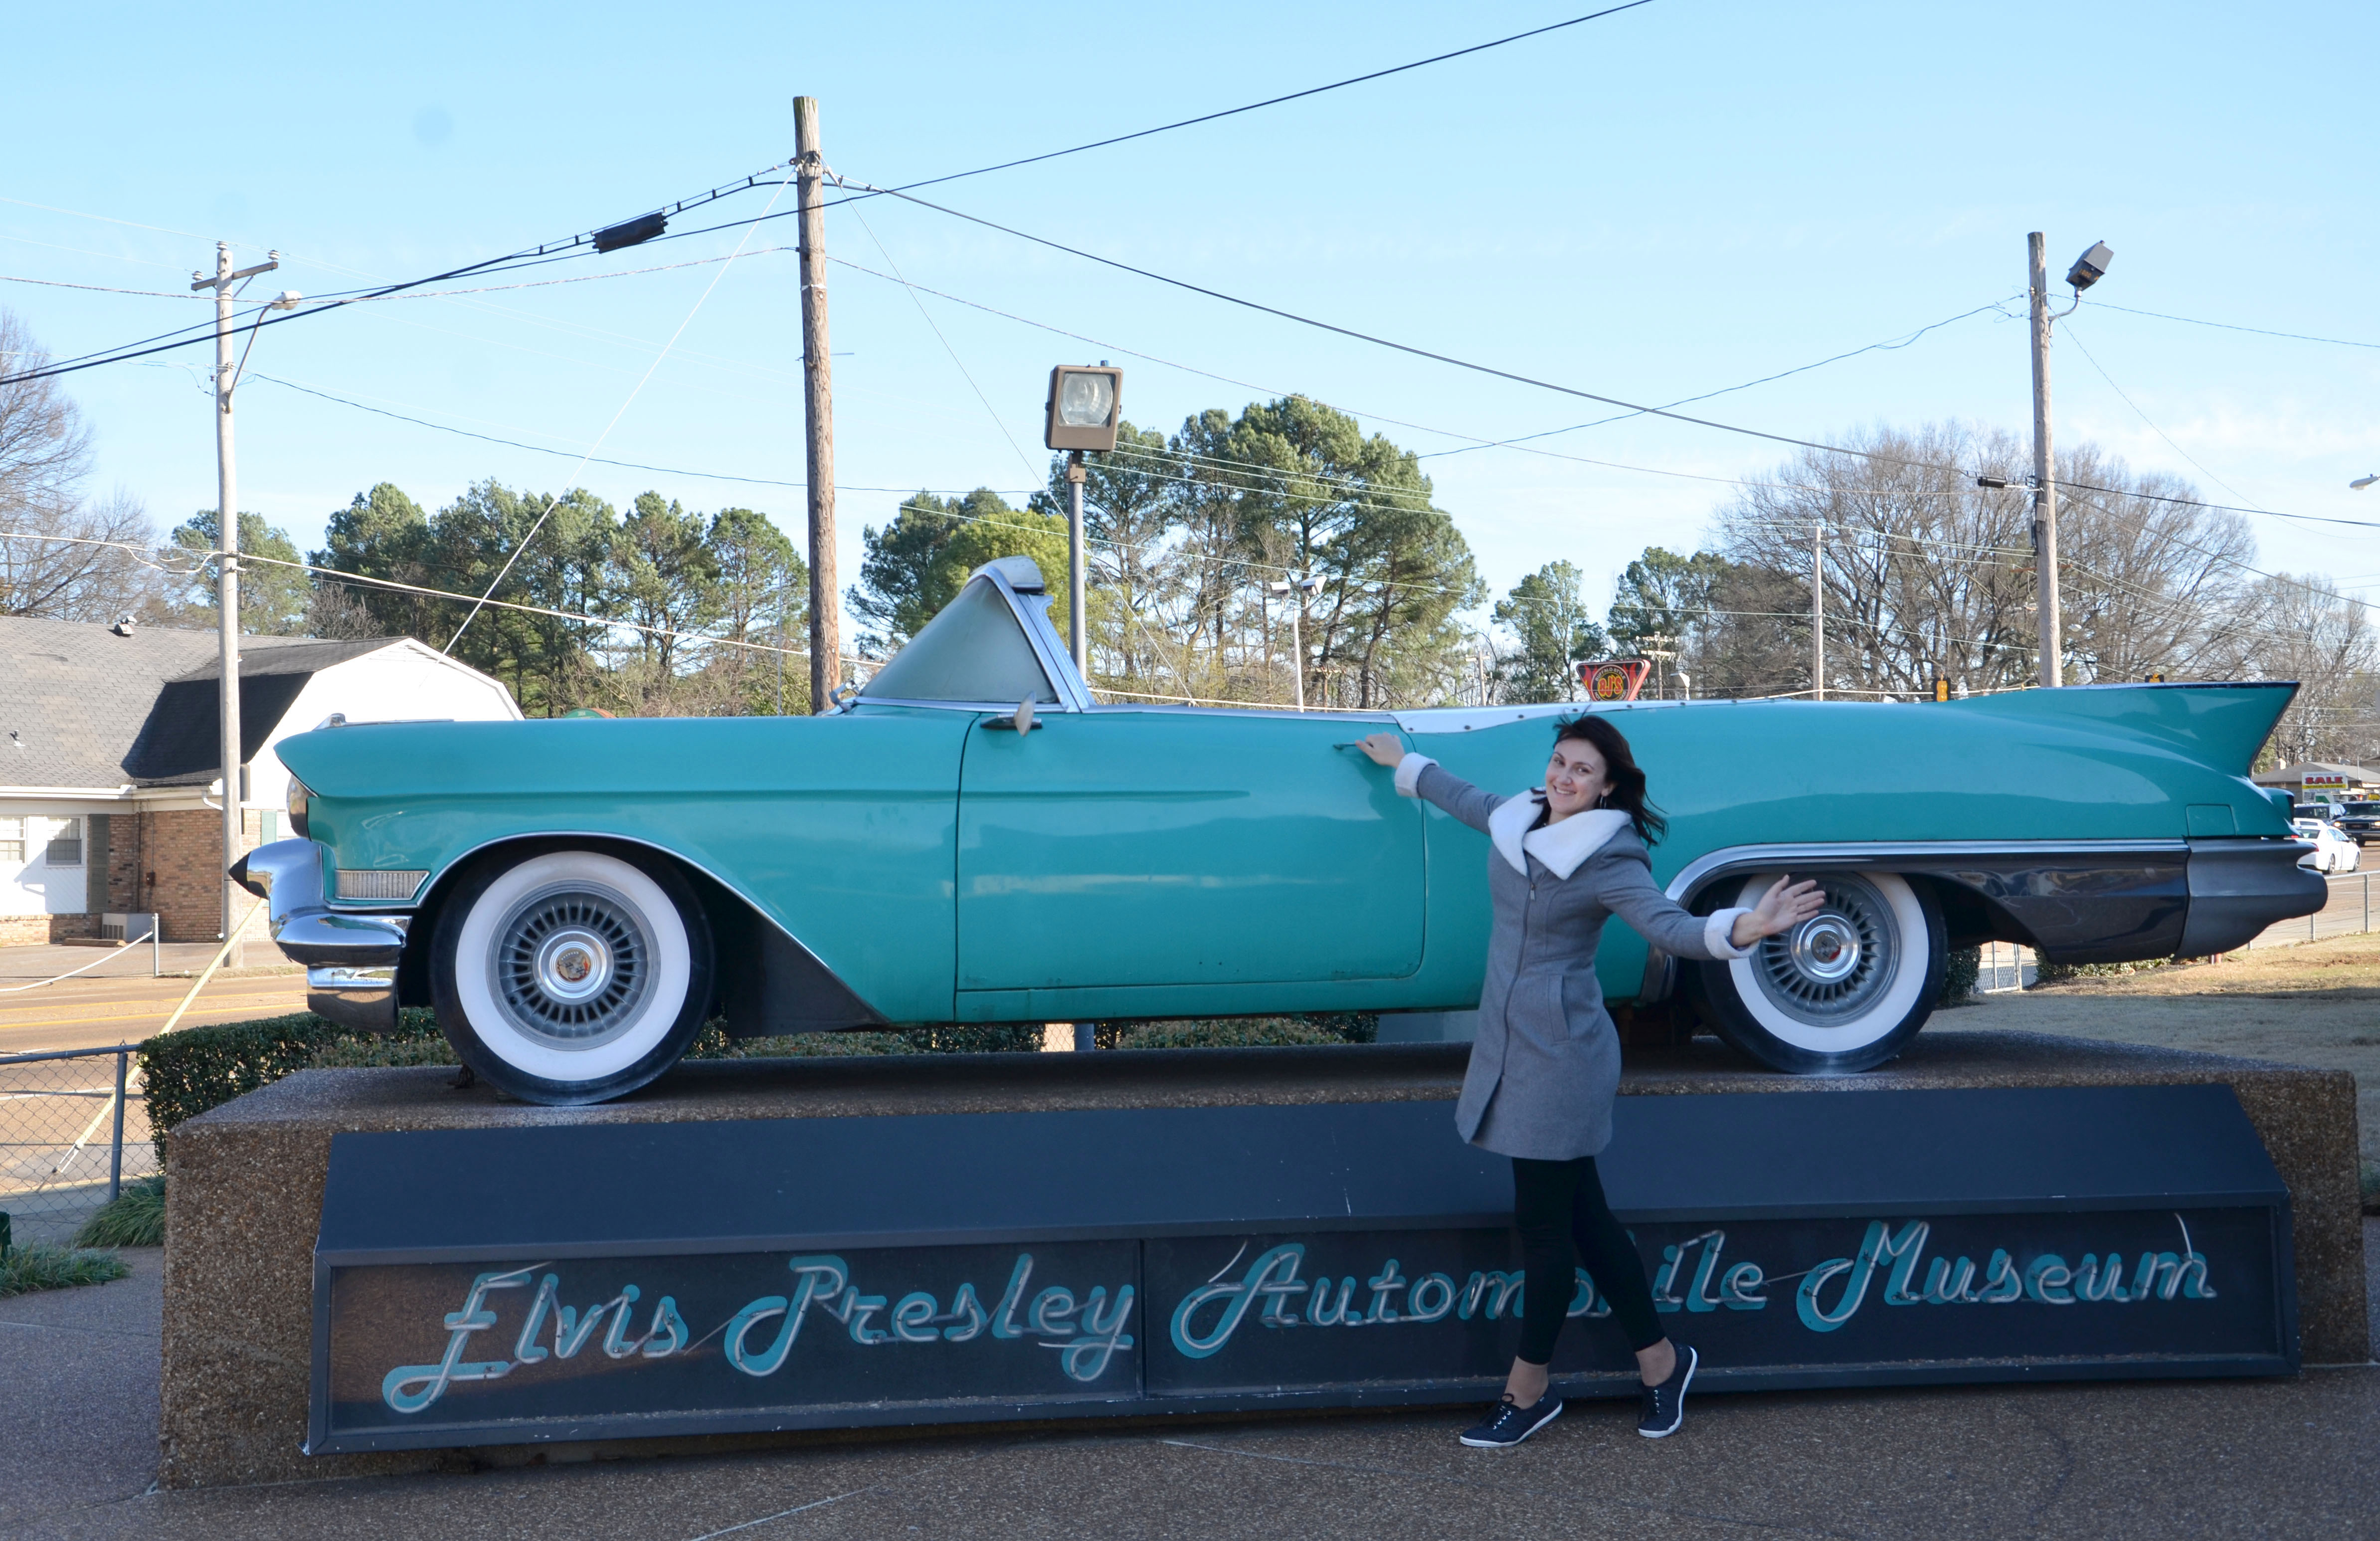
[
  {"x1": 2027, "y1": 231, "x2": 2062, "y2": 688},
  {"x1": 794, "y1": 97, "x2": 838, "y2": 711}
]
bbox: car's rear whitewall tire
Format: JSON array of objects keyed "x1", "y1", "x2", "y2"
[
  {"x1": 431, "y1": 847, "x2": 714, "y2": 1105},
  {"x1": 1693, "y1": 870, "x2": 1945, "y2": 1074}
]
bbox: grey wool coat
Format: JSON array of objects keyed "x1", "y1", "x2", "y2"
[{"x1": 1400, "y1": 755, "x2": 1755, "y2": 1161}]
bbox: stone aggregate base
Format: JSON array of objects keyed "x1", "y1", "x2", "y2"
[{"x1": 158, "y1": 1030, "x2": 2368, "y2": 1490}]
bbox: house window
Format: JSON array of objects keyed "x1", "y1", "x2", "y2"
[
  {"x1": 44, "y1": 817, "x2": 82, "y2": 867},
  {"x1": 0, "y1": 818, "x2": 20, "y2": 863}
]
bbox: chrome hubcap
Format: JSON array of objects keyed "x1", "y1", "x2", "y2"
[
  {"x1": 1752, "y1": 875, "x2": 1899, "y2": 1026},
  {"x1": 490, "y1": 884, "x2": 652, "y2": 1049}
]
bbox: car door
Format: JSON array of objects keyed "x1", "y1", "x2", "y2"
[{"x1": 955, "y1": 709, "x2": 1426, "y2": 995}]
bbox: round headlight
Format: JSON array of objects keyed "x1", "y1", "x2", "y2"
[{"x1": 286, "y1": 776, "x2": 313, "y2": 839}]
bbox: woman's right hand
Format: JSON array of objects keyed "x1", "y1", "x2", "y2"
[{"x1": 1353, "y1": 732, "x2": 1406, "y2": 768}]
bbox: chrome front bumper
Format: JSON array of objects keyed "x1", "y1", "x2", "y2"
[{"x1": 230, "y1": 838, "x2": 410, "y2": 1034}]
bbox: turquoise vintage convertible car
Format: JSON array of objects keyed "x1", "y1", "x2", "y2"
[{"x1": 236, "y1": 557, "x2": 2322, "y2": 1104}]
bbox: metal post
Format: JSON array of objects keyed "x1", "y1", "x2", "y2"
[
  {"x1": 1066, "y1": 450, "x2": 1088, "y2": 674},
  {"x1": 1811, "y1": 522, "x2": 1825, "y2": 701},
  {"x1": 2028, "y1": 232, "x2": 2063, "y2": 688},
  {"x1": 1289, "y1": 598, "x2": 1306, "y2": 712},
  {"x1": 793, "y1": 97, "x2": 840, "y2": 714},
  {"x1": 108, "y1": 1050, "x2": 127, "y2": 1202},
  {"x1": 2363, "y1": 871, "x2": 2369, "y2": 933},
  {"x1": 210, "y1": 243, "x2": 245, "y2": 964}
]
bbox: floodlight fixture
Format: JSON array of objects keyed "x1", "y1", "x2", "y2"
[
  {"x1": 1043, "y1": 365, "x2": 1123, "y2": 451},
  {"x1": 2066, "y1": 241, "x2": 2114, "y2": 291}
]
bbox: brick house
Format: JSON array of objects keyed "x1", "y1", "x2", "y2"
[{"x1": 0, "y1": 616, "x2": 519, "y2": 945}]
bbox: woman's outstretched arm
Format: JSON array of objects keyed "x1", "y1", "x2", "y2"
[
  {"x1": 1352, "y1": 731, "x2": 1500, "y2": 833},
  {"x1": 1600, "y1": 847, "x2": 1826, "y2": 960}
]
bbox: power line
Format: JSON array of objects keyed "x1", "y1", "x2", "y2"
[
  {"x1": 2078, "y1": 297, "x2": 2380, "y2": 352},
  {"x1": 243, "y1": 372, "x2": 1018, "y2": 495},
  {"x1": 852, "y1": 177, "x2": 1997, "y2": 479},
  {"x1": 650, "y1": 1, "x2": 1665, "y2": 250},
  {"x1": 1417, "y1": 298, "x2": 2023, "y2": 460},
  {"x1": 0, "y1": 162, "x2": 798, "y2": 388}
]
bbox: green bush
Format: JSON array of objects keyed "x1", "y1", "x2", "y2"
[
  {"x1": 1939, "y1": 946, "x2": 1981, "y2": 1008},
  {"x1": 74, "y1": 1176, "x2": 165, "y2": 1248},
  {"x1": 1110, "y1": 1017, "x2": 1345, "y2": 1051},
  {"x1": 0, "y1": 1242, "x2": 129, "y2": 1298},
  {"x1": 311, "y1": 1035, "x2": 459, "y2": 1069},
  {"x1": 140, "y1": 1007, "x2": 445, "y2": 1152}
]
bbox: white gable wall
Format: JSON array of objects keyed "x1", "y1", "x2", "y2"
[{"x1": 247, "y1": 640, "x2": 521, "y2": 811}]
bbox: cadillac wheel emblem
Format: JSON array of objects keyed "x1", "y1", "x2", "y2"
[{"x1": 487, "y1": 883, "x2": 656, "y2": 1050}]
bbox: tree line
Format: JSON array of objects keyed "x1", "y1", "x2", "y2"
[{"x1": 1, "y1": 304, "x2": 2368, "y2": 760}]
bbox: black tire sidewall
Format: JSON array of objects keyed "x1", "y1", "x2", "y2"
[
  {"x1": 430, "y1": 842, "x2": 714, "y2": 1105},
  {"x1": 1690, "y1": 874, "x2": 1947, "y2": 1074}
]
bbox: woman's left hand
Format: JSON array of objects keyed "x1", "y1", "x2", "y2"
[{"x1": 1731, "y1": 876, "x2": 1827, "y2": 947}]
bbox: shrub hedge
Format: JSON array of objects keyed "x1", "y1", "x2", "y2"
[
  {"x1": 74, "y1": 1175, "x2": 166, "y2": 1248},
  {"x1": 0, "y1": 1243, "x2": 129, "y2": 1297}
]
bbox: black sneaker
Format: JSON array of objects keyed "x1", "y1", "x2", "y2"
[
  {"x1": 1460, "y1": 1392, "x2": 1564, "y2": 1448},
  {"x1": 1637, "y1": 1343, "x2": 1696, "y2": 1438}
]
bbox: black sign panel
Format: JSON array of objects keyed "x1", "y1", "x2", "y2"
[{"x1": 309, "y1": 1087, "x2": 2298, "y2": 1452}]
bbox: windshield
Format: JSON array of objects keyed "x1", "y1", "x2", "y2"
[{"x1": 859, "y1": 576, "x2": 1059, "y2": 705}]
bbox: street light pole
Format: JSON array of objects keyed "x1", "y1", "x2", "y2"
[
  {"x1": 1268, "y1": 576, "x2": 1319, "y2": 709},
  {"x1": 2027, "y1": 232, "x2": 2063, "y2": 689},
  {"x1": 1065, "y1": 450, "x2": 1087, "y2": 674},
  {"x1": 192, "y1": 241, "x2": 278, "y2": 959}
]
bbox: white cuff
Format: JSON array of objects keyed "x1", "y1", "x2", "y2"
[
  {"x1": 1393, "y1": 752, "x2": 1436, "y2": 798},
  {"x1": 1704, "y1": 907, "x2": 1757, "y2": 960}
]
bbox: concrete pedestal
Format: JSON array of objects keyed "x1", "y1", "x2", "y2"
[{"x1": 160, "y1": 1031, "x2": 2367, "y2": 1489}]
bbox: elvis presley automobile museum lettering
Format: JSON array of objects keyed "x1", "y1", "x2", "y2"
[{"x1": 308, "y1": 1087, "x2": 2297, "y2": 1452}]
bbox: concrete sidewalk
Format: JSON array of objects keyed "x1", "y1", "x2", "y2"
[{"x1": 5, "y1": 1232, "x2": 2377, "y2": 1541}]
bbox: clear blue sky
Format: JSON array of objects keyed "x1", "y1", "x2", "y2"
[{"x1": 7, "y1": 0, "x2": 2376, "y2": 638}]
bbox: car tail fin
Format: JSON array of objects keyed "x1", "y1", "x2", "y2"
[{"x1": 1948, "y1": 681, "x2": 2298, "y2": 774}]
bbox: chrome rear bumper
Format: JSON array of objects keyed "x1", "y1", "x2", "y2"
[{"x1": 230, "y1": 838, "x2": 409, "y2": 1034}]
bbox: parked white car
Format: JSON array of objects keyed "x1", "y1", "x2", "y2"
[{"x1": 2292, "y1": 818, "x2": 2362, "y2": 873}]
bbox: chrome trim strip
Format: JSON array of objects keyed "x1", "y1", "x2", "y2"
[{"x1": 1662, "y1": 839, "x2": 2194, "y2": 902}]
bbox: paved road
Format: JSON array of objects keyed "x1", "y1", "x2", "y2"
[
  {"x1": 3, "y1": 1233, "x2": 2376, "y2": 1540},
  {"x1": 0, "y1": 945, "x2": 308, "y2": 1058}
]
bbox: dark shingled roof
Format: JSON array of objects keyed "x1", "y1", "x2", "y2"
[{"x1": 0, "y1": 616, "x2": 399, "y2": 791}]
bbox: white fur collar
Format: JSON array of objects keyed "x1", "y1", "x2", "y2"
[{"x1": 1486, "y1": 795, "x2": 1631, "y2": 879}]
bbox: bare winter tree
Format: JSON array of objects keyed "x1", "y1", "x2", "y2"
[
  {"x1": 2230, "y1": 573, "x2": 2379, "y2": 767},
  {"x1": 0, "y1": 310, "x2": 160, "y2": 620},
  {"x1": 1713, "y1": 422, "x2": 2262, "y2": 696}
]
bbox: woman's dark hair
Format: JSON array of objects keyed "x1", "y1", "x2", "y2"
[{"x1": 1550, "y1": 713, "x2": 1667, "y2": 845}]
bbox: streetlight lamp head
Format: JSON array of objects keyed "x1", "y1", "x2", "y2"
[
  {"x1": 2066, "y1": 241, "x2": 2113, "y2": 291},
  {"x1": 2352, "y1": 474, "x2": 2378, "y2": 491},
  {"x1": 1043, "y1": 365, "x2": 1123, "y2": 451},
  {"x1": 268, "y1": 290, "x2": 303, "y2": 311}
]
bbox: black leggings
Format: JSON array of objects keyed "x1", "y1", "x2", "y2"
[{"x1": 1512, "y1": 1155, "x2": 1663, "y2": 1365}]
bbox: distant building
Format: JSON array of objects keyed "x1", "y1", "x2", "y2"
[
  {"x1": 2250, "y1": 760, "x2": 2380, "y2": 803},
  {"x1": 0, "y1": 617, "x2": 518, "y2": 945}
]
